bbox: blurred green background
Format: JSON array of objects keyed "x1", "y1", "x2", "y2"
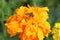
[{"x1": 0, "y1": 0, "x2": 60, "y2": 40}]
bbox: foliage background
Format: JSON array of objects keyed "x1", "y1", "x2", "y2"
[{"x1": 0, "y1": 0, "x2": 60, "y2": 40}]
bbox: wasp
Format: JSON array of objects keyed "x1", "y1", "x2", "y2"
[
  {"x1": 24, "y1": 13, "x2": 34, "y2": 20},
  {"x1": 25, "y1": 13, "x2": 34, "y2": 17}
]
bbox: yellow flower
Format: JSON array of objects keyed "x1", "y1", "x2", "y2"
[
  {"x1": 52, "y1": 23, "x2": 60, "y2": 40},
  {"x1": 5, "y1": 5, "x2": 51, "y2": 40}
]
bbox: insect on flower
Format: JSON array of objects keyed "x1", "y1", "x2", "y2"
[
  {"x1": 25, "y1": 13, "x2": 34, "y2": 17},
  {"x1": 24, "y1": 13, "x2": 34, "y2": 20}
]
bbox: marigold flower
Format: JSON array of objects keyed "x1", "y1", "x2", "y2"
[
  {"x1": 52, "y1": 23, "x2": 60, "y2": 40},
  {"x1": 5, "y1": 5, "x2": 51, "y2": 40}
]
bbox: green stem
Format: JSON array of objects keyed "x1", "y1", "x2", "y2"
[
  {"x1": 32, "y1": 0, "x2": 37, "y2": 6},
  {"x1": 1, "y1": 10, "x2": 7, "y2": 40},
  {"x1": 1, "y1": 21, "x2": 5, "y2": 40},
  {"x1": 1, "y1": 5, "x2": 7, "y2": 40}
]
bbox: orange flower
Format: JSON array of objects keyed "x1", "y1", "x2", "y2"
[{"x1": 5, "y1": 5, "x2": 51, "y2": 40}]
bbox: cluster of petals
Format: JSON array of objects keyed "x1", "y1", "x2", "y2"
[
  {"x1": 5, "y1": 5, "x2": 51, "y2": 40},
  {"x1": 52, "y1": 23, "x2": 60, "y2": 40}
]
